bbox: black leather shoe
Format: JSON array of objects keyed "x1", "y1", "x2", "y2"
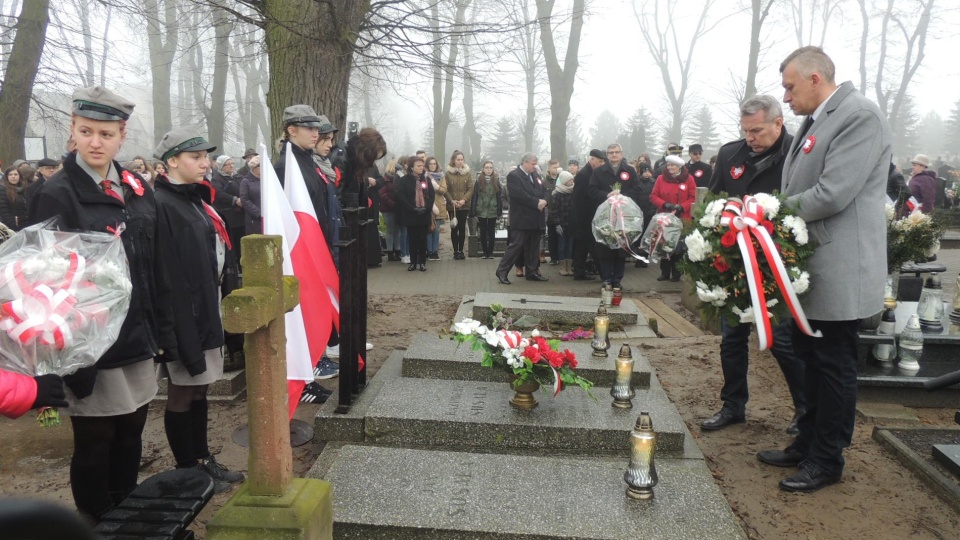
[
  {"x1": 757, "y1": 448, "x2": 806, "y2": 468},
  {"x1": 670, "y1": 275, "x2": 682, "y2": 282},
  {"x1": 779, "y1": 462, "x2": 841, "y2": 493},
  {"x1": 700, "y1": 410, "x2": 745, "y2": 431},
  {"x1": 656, "y1": 275, "x2": 670, "y2": 281},
  {"x1": 496, "y1": 272, "x2": 511, "y2": 285},
  {"x1": 786, "y1": 409, "x2": 806, "y2": 436},
  {"x1": 573, "y1": 274, "x2": 596, "y2": 281},
  {"x1": 408, "y1": 263, "x2": 417, "y2": 271},
  {"x1": 419, "y1": 264, "x2": 426, "y2": 271},
  {"x1": 527, "y1": 274, "x2": 548, "y2": 282}
]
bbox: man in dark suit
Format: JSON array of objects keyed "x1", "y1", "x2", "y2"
[
  {"x1": 496, "y1": 153, "x2": 548, "y2": 284},
  {"x1": 686, "y1": 144, "x2": 713, "y2": 188},
  {"x1": 758, "y1": 47, "x2": 891, "y2": 493},
  {"x1": 571, "y1": 149, "x2": 606, "y2": 280},
  {"x1": 700, "y1": 95, "x2": 806, "y2": 436}
]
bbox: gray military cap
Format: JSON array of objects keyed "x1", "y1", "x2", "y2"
[
  {"x1": 315, "y1": 115, "x2": 338, "y2": 134},
  {"x1": 282, "y1": 104, "x2": 324, "y2": 128},
  {"x1": 72, "y1": 85, "x2": 135, "y2": 121},
  {"x1": 153, "y1": 128, "x2": 217, "y2": 162}
]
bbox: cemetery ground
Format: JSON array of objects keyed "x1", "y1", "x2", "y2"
[{"x1": 2, "y1": 279, "x2": 960, "y2": 537}]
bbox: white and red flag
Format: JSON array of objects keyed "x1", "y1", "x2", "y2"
[{"x1": 260, "y1": 143, "x2": 340, "y2": 418}]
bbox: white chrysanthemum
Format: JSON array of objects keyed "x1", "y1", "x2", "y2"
[
  {"x1": 905, "y1": 208, "x2": 932, "y2": 228},
  {"x1": 885, "y1": 204, "x2": 896, "y2": 222},
  {"x1": 781, "y1": 215, "x2": 808, "y2": 245},
  {"x1": 789, "y1": 267, "x2": 810, "y2": 295},
  {"x1": 454, "y1": 318, "x2": 482, "y2": 335},
  {"x1": 684, "y1": 229, "x2": 710, "y2": 262},
  {"x1": 732, "y1": 306, "x2": 755, "y2": 323},
  {"x1": 531, "y1": 328, "x2": 540, "y2": 337},
  {"x1": 924, "y1": 240, "x2": 941, "y2": 258},
  {"x1": 695, "y1": 281, "x2": 728, "y2": 306},
  {"x1": 752, "y1": 193, "x2": 781, "y2": 219},
  {"x1": 699, "y1": 200, "x2": 726, "y2": 228},
  {"x1": 484, "y1": 330, "x2": 500, "y2": 347}
]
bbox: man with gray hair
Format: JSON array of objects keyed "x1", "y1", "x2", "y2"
[
  {"x1": 700, "y1": 94, "x2": 806, "y2": 437},
  {"x1": 757, "y1": 46, "x2": 891, "y2": 493},
  {"x1": 496, "y1": 152, "x2": 548, "y2": 284}
]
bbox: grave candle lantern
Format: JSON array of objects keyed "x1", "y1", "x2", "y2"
[
  {"x1": 916, "y1": 272, "x2": 944, "y2": 332},
  {"x1": 601, "y1": 284, "x2": 614, "y2": 307},
  {"x1": 591, "y1": 304, "x2": 610, "y2": 358},
  {"x1": 949, "y1": 273, "x2": 960, "y2": 325},
  {"x1": 611, "y1": 344, "x2": 636, "y2": 408},
  {"x1": 872, "y1": 300, "x2": 897, "y2": 363},
  {"x1": 898, "y1": 313, "x2": 924, "y2": 372},
  {"x1": 624, "y1": 412, "x2": 658, "y2": 500}
]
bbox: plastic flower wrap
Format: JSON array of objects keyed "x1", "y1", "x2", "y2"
[
  {"x1": 592, "y1": 192, "x2": 645, "y2": 251},
  {"x1": 886, "y1": 205, "x2": 945, "y2": 274},
  {"x1": 0, "y1": 219, "x2": 132, "y2": 424},
  {"x1": 638, "y1": 212, "x2": 683, "y2": 263}
]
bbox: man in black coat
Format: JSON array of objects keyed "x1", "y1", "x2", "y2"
[
  {"x1": 495, "y1": 152, "x2": 548, "y2": 284},
  {"x1": 571, "y1": 149, "x2": 605, "y2": 280},
  {"x1": 700, "y1": 94, "x2": 806, "y2": 436},
  {"x1": 587, "y1": 143, "x2": 643, "y2": 288},
  {"x1": 687, "y1": 143, "x2": 713, "y2": 188}
]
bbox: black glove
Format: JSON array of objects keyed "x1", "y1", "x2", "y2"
[
  {"x1": 662, "y1": 203, "x2": 675, "y2": 211},
  {"x1": 32, "y1": 374, "x2": 68, "y2": 409},
  {"x1": 63, "y1": 366, "x2": 98, "y2": 400},
  {"x1": 414, "y1": 207, "x2": 427, "y2": 214},
  {"x1": 674, "y1": 205, "x2": 684, "y2": 216}
]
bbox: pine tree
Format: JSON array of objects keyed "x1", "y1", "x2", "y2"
[
  {"x1": 916, "y1": 111, "x2": 944, "y2": 159},
  {"x1": 622, "y1": 107, "x2": 655, "y2": 159},
  {"x1": 892, "y1": 95, "x2": 920, "y2": 161},
  {"x1": 589, "y1": 110, "x2": 621, "y2": 152},
  {"x1": 487, "y1": 116, "x2": 520, "y2": 170},
  {"x1": 565, "y1": 115, "x2": 589, "y2": 160},
  {"x1": 687, "y1": 106, "x2": 721, "y2": 155}
]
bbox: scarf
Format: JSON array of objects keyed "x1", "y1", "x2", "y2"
[
  {"x1": 203, "y1": 201, "x2": 232, "y2": 250},
  {"x1": 415, "y1": 176, "x2": 426, "y2": 208},
  {"x1": 316, "y1": 156, "x2": 339, "y2": 187},
  {"x1": 663, "y1": 167, "x2": 691, "y2": 184}
]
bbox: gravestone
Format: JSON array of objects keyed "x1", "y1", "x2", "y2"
[
  {"x1": 314, "y1": 446, "x2": 745, "y2": 540},
  {"x1": 933, "y1": 445, "x2": 960, "y2": 478},
  {"x1": 400, "y1": 332, "x2": 652, "y2": 388},
  {"x1": 473, "y1": 292, "x2": 642, "y2": 327},
  {"x1": 362, "y1": 377, "x2": 689, "y2": 457},
  {"x1": 206, "y1": 235, "x2": 332, "y2": 540}
]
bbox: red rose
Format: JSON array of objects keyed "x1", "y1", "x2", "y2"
[
  {"x1": 563, "y1": 349, "x2": 577, "y2": 368},
  {"x1": 522, "y1": 346, "x2": 541, "y2": 363},
  {"x1": 713, "y1": 256, "x2": 730, "y2": 273},
  {"x1": 720, "y1": 230, "x2": 737, "y2": 248},
  {"x1": 761, "y1": 220, "x2": 774, "y2": 235}
]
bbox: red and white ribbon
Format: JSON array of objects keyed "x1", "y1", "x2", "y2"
[
  {"x1": 607, "y1": 194, "x2": 647, "y2": 261},
  {"x1": 719, "y1": 196, "x2": 821, "y2": 350},
  {"x1": 0, "y1": 252, "x2": 89, "y2": 349}
]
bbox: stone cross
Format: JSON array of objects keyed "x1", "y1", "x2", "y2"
[{"x1": 221, "y1": 235, "x2": 300, "y2": 496}]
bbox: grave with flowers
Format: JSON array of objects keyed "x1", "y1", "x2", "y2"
[{"x1": 307, "y1": 295, "x2": 746, "y2": 539}]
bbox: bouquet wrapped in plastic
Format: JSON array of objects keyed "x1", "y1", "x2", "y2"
[
  {"x1": 592, "y1": 192, "x2": 645, "y2": 251},
  {"x1": 0, "y1": 219, "x2": 132, "y2": 425},
  {"x1": 639, "y1": 212, "x2": 683, "y2": 263}
]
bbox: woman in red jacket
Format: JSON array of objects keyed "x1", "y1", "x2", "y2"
[
  {"x1": 0, "y1": 369, "x2": 67, "y2": 419},
  {"x1": 650, "y1": 154, "x2": 696, "y2": 281}
]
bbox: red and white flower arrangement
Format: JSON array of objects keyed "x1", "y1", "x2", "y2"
[
  {"x1": 679, "y1": 193, "x2": 820, "y2": 350},
  {"x1": 453, "y1": 317, "x2": 593, "y2": 396}
]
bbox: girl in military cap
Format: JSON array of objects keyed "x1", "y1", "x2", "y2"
[
  {"x1": 29, "y1": 85, "x2": 179, "y2": 522},
  {"x1": 152, "y1": 128, "x2": 244, "y2": 493}
]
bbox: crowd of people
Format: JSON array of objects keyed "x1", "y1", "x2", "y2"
[{"x1": 0, "y1": 44, "x2": 939, "y2": 526}]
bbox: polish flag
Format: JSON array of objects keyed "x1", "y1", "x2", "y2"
[{"x1": 260, "y1": 143, "x2": 339, "y2": 418}]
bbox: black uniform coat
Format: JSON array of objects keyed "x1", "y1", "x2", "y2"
[
  {"x1": 274, "y1": 142, "x2": 330, "y2": 242},
  {"x1": 571, "y1": 163, "x2": 596, "y2": 239},
  {"x1": 209, "y1": 170, "x2": 244, "y2": 228},
  {"x1": 505, "y1": 166, "x2": 547, "y2": 231},
  {"x1": 29, "y1": 152, "x2": 179, "y2": 369},
  {"x1": 154, "y1": 178, "x2": 234, "y2": 376},
  {"x1": 395, "y1": 173, "x2": 436, "y2": 228},
  {"x1": 587, "y1": 160, "x2": 643, "y2": 212},
  {"x1": 708, "y1": 129, "x2": 794, "y2": 198},
  {"x1": 687, "y1": 161, "x2": 713, "y2": 188}
]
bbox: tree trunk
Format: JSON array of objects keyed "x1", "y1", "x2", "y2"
[
  {"x1": 744, "y1": 0, "x2": 774, "y2": 100},
  {"x1": 263, "y1": 0, "x2": 369, "y2": 143},
  {"x1": 145, "y1": 0, "x2": 179, "y2": 143},
  {"x1": 857, "y1": 0, "x2": 869, "y2": 95},
  {"x1": 207, "y1": 8, "x2": 233, "y2": 150},
  {"x1": 537, "y1": 0, "x2": 585, "y2": 165},
  {"x1": 0, "y1": 0, "x2": 49, "y2": 165}
]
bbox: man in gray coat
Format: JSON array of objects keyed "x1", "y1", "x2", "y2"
[{"x1": 756, "y1": 47, "x2": 891, "y2": 493}]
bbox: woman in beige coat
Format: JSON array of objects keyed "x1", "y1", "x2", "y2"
[{"x1": 443, "y1": 150, "x2": 473, "y2": 259}]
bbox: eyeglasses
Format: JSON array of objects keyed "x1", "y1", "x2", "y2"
[{"x1": 606, "y1": 150, "x2": 622, "y2": 155}]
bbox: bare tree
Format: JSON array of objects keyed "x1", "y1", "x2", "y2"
[
  {"x1": 0, "y1": 0, "x2": 49, "y2": 165},
  {"x1": 857, "y1": 0, "x2": 870, "y2": 94},
  {"x1": 536, "y1": 0, "x2": 585, "y2": 164},
  {"x1": 429, "y1": 0, "x2": 471, "y2": 160},
  {"x1": 144, "y1": 0, "x2": 179, "y2": 142},
  {"x1": 508, "y1": 0, "x2": 544, "y2": 153},
  {"x1": 789, "y1": 0, "x2": 841, "y2": 48},
  {"x1": 632, "y1": 0, "x2": 716, "y2": 144},
  {"x1": 744, "y1": 0, "x2": 776, "y2": 100}
]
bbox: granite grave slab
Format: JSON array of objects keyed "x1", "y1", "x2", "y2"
[
  {"x1": 401, "y1": 332, "x2": 652, "y2": 388},
  {"x1": 317, "y1": 445, "x2": 745, "y2": 540},
  {"x1": 472, "y1": 292, "x2": 642, "y2": 328},
  {"x1": 314, "y1": 350, "x2": 404, "y2": 442},
  {"x1": 363, "y1": 377, "x2": 688, "y2": 456},
  {"x1": 933, "y1": 444, "x2": 960, "y2": 478}
]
